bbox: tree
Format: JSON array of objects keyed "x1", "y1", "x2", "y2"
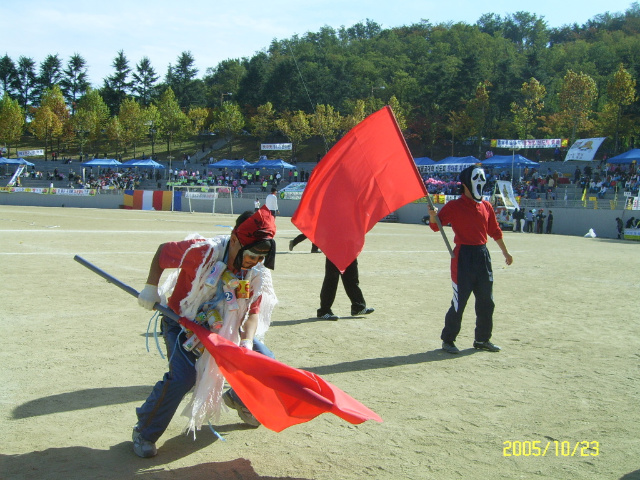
[
  {"x1": 465, "y1": 80, "x2": 492, "y2": 155},
  {"x1": 118, "y1": 98, "x2": 148, "y2": 159},
  {"x1": 342, "y1": 99, "x2": 366, "y2": 132},
  {"x1": 156, "y1": 87, "x2": 190, "y2": 163},
  {"x1": 275, "y1": 110, "x2": 311, "y2": 158},
  {"x1": 166, "y1": 51, "x2": 203, "y2": 108},
  {"x1": 36, "y1": 54, "x2": 63, "y2": 101},
  {"x1": 105, "y1": 116, "x2": 124, "y2": 158},
  {"x1": 30, "y1": 105, "x2": 62, "y2": 160},
  {"x1": 558, "y1": 70, "x2": 598, "y2": 144},
  {"x1": 250, "y1": 102, "x2": 277, "y2": 145},
  {"x1": 143, "y1": 104, "x2": 161, "y2": 157},
  {"x1": 0, "y1": 55, "x2": 17, "y2": 97},
  {"x1": 210, "y1": 102, "x2": 245, "y2": 154},
  {"x1": 75, "y1": 88, "x2": 109, "y2": 154},
  {"x1": 102, "y1": 50, "x2": 132, "y2": 114},
  {"x1": 61, "y1": 54, "x2": 90, "y2": 114},
  {"x1": 606, "y1": 63, "x2": 637, "y2": 153},
  {"x1": 0, "y1": 94, "x2": 24, "y2": 156},
  {"x1": 187, "y1": 106, "x2": 209, "y2": 135},
  {"x1": 39, "y1": 85, "x2": 71, "y2": 157},
  {"x1": 12, "y1": 56, "x2": 37, "y2": 111},
  {"x1": 203, "y1": 59, "x2": 246, "y2": 108},
  {"x1": 510, "y1": 77, "x2": 546, "y2": 139},
  {"x1": 132, "y1": 57, "x2": 159, "y2": 106},
  {"x1": 310, "y1": 104, "x2": 342, "y2": 148}
]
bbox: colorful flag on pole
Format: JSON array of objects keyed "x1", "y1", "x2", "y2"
[
  {"x1": 182, "y1": 319, "x2": 383, "y2": 432},
  {"x1": 292, "y1": 106, "x2": 427, "y2": 272}
]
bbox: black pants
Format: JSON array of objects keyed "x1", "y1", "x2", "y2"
[
  {"x1": 291, "y1": 233, "x2": 319, "y2": 252},
  {"x1": 319, "y1": 258, "x2": 366, "y2": 316},
  {"x1": 442, "y1": 245, "x2": 494, "y2": 344}
]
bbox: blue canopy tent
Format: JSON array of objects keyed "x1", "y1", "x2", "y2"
[
  {"x1": 0, "y1": 157, "x2": 35, "y2": 166},
  {"x1": 208, "y1": 159, "x2": 251, "y2": 169},
  {"x1": 607, "y1": 149, "x2": 640, "y2": 164},
  {"x1": 248, "y1": 159, "x2": 296, "y2": 170},
  {"x1": 481, "y1": 154, "x2": 539, "y2": 168},
  {"x1": 121, "y1": 159, "x2": 165, "y2": 169},
  {"x1": 414, "y1": 156, "x2": 435, "y2": 166},
  {"x1": 80, "y1": 158, "x2": 122, "y2": 168}
]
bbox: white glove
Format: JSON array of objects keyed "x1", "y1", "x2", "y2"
[{"x1": 138, "y1": 284, "x2": 160, "y2": 310}]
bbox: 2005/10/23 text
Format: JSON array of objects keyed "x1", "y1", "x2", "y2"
[{"x1": 503, "y1": 441, "x2": 599, "y2": 457}]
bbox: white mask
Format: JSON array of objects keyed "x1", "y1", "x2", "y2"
[{"x1": 470, "y1": 167, "x2": 486, "y2": 202}]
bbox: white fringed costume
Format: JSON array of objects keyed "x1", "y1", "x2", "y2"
[{"x1": 157, "y1": 234, "x2": 277, "y2": 435}]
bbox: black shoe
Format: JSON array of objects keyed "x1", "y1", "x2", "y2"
[
  {"x1": 473, "y1": 340, "x2": 501, "y2": 352},
  {"x1": 351, "y1": 307, "x2": 375, "y2": 316},
  {"x1": 317, "y1": 312, "x2": 339, "y2": 320},
  {"x1": 289, "y1": 240, "x2": 294, "y2": 252},
  {"x1": 441, "y1": 341, "x2": 460, "y2": 354}
]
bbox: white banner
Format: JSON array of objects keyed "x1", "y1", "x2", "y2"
[
  {"x1": 494, "y1": 139, "x2": 563, "y2": 149},
  {"x1": 50, "y1": 188, "x2": 97, "y2": 196},
  {"x1": 494, "y1": 180, "x2": 519, "y2": 209},
  {"x1": 422, "y1": 163, "x2": 476, "y2": 173},
  {"x1": 261, "y1": 143, "x2": 292, "y2": 150},
  {"x1": 17, "y1": 149, "x2": 44, "y2": 157},
  {"x1": 564, "y1": 137, "x2": 606, "y2": 161}
]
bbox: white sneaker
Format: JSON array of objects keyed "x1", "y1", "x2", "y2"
[
  {"x1": 132, "y1": 427, "x2": 157, "y2": 458},
  {"x1": 222, "y1": 390, "x2": 260, "y2": 427}
]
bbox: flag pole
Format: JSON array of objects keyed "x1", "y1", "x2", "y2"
[
  {"x1": 425, "y1": 194, "x2": 455, "y2": 258},
  {"x1": 73, "y1": 255, "x2": 180, "y2": 322}
]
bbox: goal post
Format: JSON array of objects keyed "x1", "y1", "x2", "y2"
[{"x1": 171, "y1": 185, "x2": 234, "y2": 214}]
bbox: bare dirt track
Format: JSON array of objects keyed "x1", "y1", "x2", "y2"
[{"x1": 1, "y1": 205, "x2": 639, "y2": 480}]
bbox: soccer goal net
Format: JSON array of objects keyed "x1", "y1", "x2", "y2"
[{"x1": 171, "y1": 185, "x2": 235, "y2": 214}]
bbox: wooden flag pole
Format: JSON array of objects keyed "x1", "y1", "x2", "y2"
[{"x1": 425, "y1": 194, "x2": 455, "y2": 258}]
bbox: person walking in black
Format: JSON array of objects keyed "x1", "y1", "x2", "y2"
[
  {"x1": 317, "y1": 257, "x2": 374, "y2": 320},
  {"x1": 545, "y1": 210, "x2": 554, "y2": 234}
]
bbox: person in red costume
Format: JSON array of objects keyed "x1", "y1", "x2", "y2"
[
  {"x1": 133, "y1": 206, "x2": 277, "y2": 457},
  {"x1": 428, "y1": 165, "x2": 513, "y2": 355}
]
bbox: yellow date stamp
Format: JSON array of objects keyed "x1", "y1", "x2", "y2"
[{"x1": 503, "y1": 440, "x2": 599, "y2": 457}]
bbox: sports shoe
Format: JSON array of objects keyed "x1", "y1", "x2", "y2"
[
  {"x1": 289, "y1": 240, "x2": 294, "y2": 251},
  {"x1": 473, "y1": 340, "x2": 501, "y2": 352},
  {"x1": 351, "y1": 307, "x2": 375, "y2": 316},
  {"x1": 223, "y1": 390, "x2": 260, "y2": 427},
  {"x1": 441, "y1": 341, "x2": 460, "y2": 354},
  {"x1": 132, "y1": 426, "x2": 157, "y2": 458},
  {"x1": 317, "y1": 312, "x2": 339, "y2": 320}
]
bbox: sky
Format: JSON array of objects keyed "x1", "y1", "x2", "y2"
[{"x1": 2, "y1": 0, "x2": 636, "y2": 88}]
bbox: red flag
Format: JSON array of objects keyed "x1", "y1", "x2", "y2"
[
  {"x1": 181, "y1": 318, "x2": 383, "y2": 432},
  {"x1": 292, "y1": 106, "x2": 427, "y2": 272}
]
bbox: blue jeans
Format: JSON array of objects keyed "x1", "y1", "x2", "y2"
[{"x1": 135, "y1": 315, "x2": 274, "y2": 442}]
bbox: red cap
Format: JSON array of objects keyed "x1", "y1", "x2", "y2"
[{"x1": 234, "y1": 205, "x2": 276, "y2": 246}]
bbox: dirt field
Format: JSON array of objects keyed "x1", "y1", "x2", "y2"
[{"x1": 1, "y1": 205, "x2": 639, "y2": 480}]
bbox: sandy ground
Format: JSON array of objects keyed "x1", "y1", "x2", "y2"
[{"x1": 1, "y1": 205, "x2": 639, "y2": 480}]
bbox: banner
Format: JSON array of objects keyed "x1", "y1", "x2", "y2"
[
  {"x1": 123, "y1": 190, "x2": 176, "y2": 210},
  {"x1": 494, "y1": 181, "x2": 519, "y2": 209},
  {"x1": 491, "y1": 139, "x2": 568, "y2": 149},
  {"x1": 564, "y1": 137, "x2": 607, "y2": 161},
  {"x1": 261, "y1": 143, "x2": 292, "y2": 151},
  {"x1": 17, "y1": 149, "x2": 44, "y2": 157},
  {"x1": 421, "y1": 163, "x2": 476, "y2": 173}
]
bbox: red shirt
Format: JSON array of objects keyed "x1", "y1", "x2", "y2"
[
  {"x1": 430, "y1": 195, "x2": 503, "y2": 246},
  {"x1": 159, "y1": 238, "x2": 261, "y2": 316}
]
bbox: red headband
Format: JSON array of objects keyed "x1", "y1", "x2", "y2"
[{"x1": 234, "y1": 205, "x2": 276, "y2": 246}]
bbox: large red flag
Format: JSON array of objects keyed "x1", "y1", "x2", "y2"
[
  {"x1": 181, "y1": 318, "x2": 383, "y2": 432},
  {"x1": 292, "y1": 106, "x2": 427, "y2": 272}
]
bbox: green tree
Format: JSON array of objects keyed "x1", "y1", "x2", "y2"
[
  {"x1": 558, "y1": 70, "x2": 598, "y2": 143},
  {"x1": 30, "y1": 105, "x2": 62, "y2": 160},
  {"x1": 187, "y1": 106, "x2": 209, "y2": 135},
  {"x1": 0, "y1": 94, "x2": 24, "y2": 156},
  {"x1": 143, "y1": 104, "x2": 160, "y2": 157},
  {"x1": 35, "y1": 54, "x2": 63, "y2": 102},
  {"x1": 510, "y1": 77, "x2": 546, "y2": 139},
  {"x1": 0, "y1": 55, "x2": 17, "y2": 97},
  {"x1": 118, "y1": 98, "x2": 148, "y2": 159},
  {"x1": 105, "y1": 116, "x2": 124, "y2": 158},
  {"x1": 102, "y1": 50, "x2": 132, "y2": 114},
  {"x1": 465, "y1": 81, "x2": 492, "y2": 155},
  {"x1": 211, "y1": 102, "x2": 245, "y2": 154},
  {"x1": 156, "y1": 87, "x2": 190, "y2": 163},
  {"x1": 75, "y1": 88, "x2": 109, "y2": 154},
  {"x1": 61, "y1": 54, "x2": 90, "y2": 114},
  {"x1": 275, "y1": 110, "x2": 311, "y2": 158},
  {"x1": 13, "y1": 56, "x2": 37, "y2": 110},
  {"x1": 40, "y1": 85, "x2": 71, "y2": 157},
  {"x1": 132, "y1": 57, "x2": 159, "y2": 106},
  {"x1": 166, "y1": 51, "x2": 203, "y2": 108},
  {"x1": 310, "y1": 104, "x2": 342, "y2": 148},
  {"x1": 606, "y1": 63, "x2": 637, "y2": 153},
  {"x1": 342, "y1": 99, "x2": 366, "y2": 131},
  {"x1": 250, "y1": 102, "x2": 277, "y2": 145}
]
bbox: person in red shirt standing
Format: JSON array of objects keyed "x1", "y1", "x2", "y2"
[{"x1": 427, "y1": 165, "x2": 513, "y2": 354}]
